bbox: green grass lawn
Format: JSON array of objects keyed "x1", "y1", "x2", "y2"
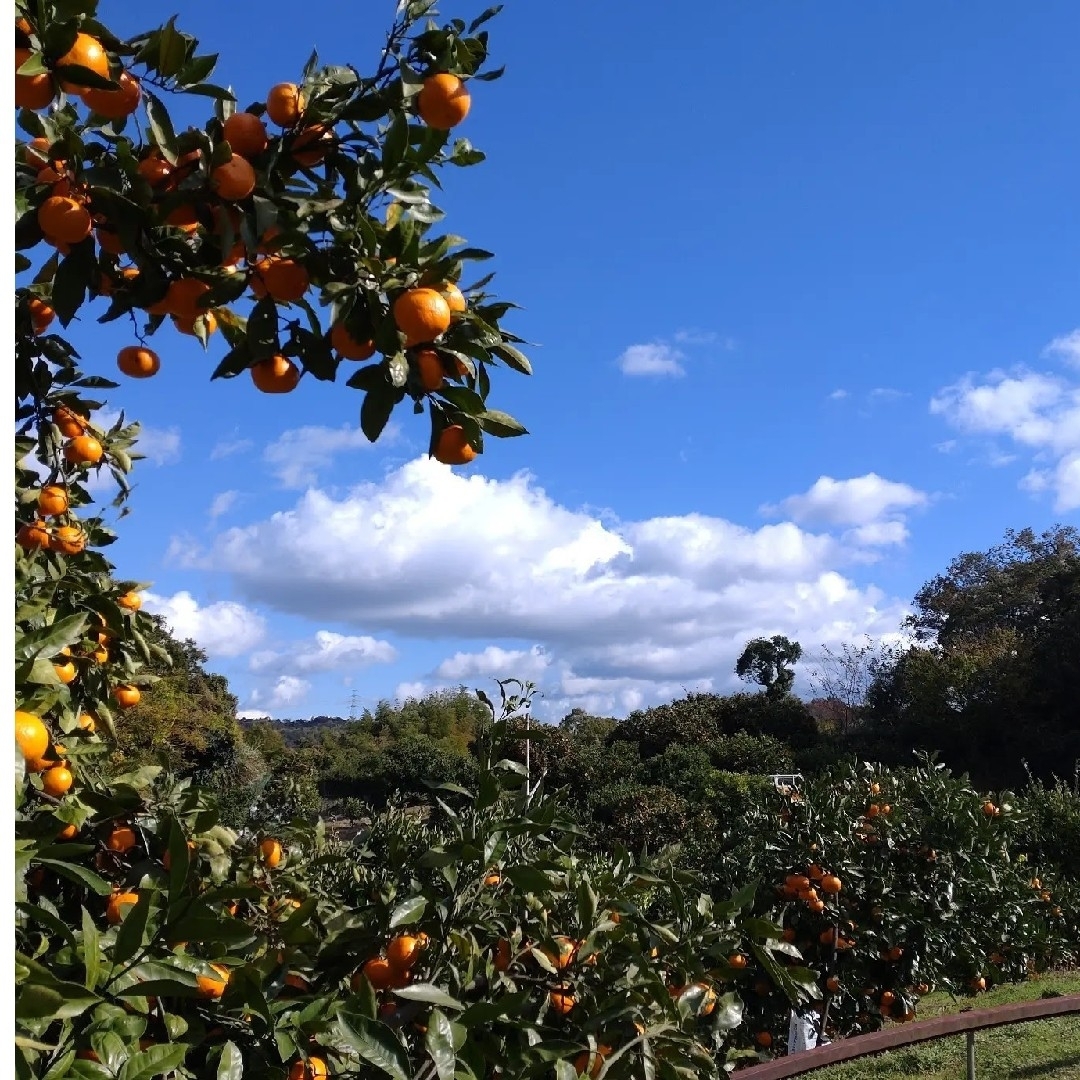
[{"x1": 814, "y1": 972, "x2": 1080, "y2": 1080}]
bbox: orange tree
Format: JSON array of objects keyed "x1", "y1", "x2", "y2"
[
  {"x1": 15, "y1": 677, "x2": 819, "y2": 1079},
  {"x1": 706, "y1": 758, "x2": 1080, "y2": 1044}
]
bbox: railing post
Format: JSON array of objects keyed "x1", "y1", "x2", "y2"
[{"x1": 966, "y1": 1031, "x2": 976, "y2": 1080}]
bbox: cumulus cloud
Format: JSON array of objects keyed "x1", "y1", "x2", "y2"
[
  {"x1": 208, "y1": 490, "x2": 239, "y2": 520},
  {"x1": 250, "y1": 630, "x2": 396, "y2": 675},
  {"x1": 144, "y1": 590, "x2": 266, "y2": 657},
  {"x1": 264, "y1": 423, "x2": 397, "y2": 488},
  {"x1": 1044, "y1": 328, "x2": 1080, "y2": 368},
  {"x1": 931, "y1": 343, "x2": 1080, "y2": 511},
  {"x1": 616, "y1": 343, "x2": 685, "y2": 377},
  {"x1": 198, "y1": 457, "x2": 912, "y2": 712},
  {"x1": 250, "y1": 675, "x2": 311, "y2": 710},
  {"x1": 761, "y1": 473, "x2": 928, "y2": 536}
]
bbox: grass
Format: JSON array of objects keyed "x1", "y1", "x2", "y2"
[{"x1": 813, "y1": 972, "x2": 1080, "y2": 1080}]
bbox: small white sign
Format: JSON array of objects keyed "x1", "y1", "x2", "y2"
[{"x1": 787, "y1": 1012, "x2": 819, "y2": 1054}]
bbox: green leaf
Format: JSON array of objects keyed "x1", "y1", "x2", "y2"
[
  {"x1": 425, "y1": 1008, "x2": 456, "y2": 1080},
  {"x1": 118, "y1": 1042, "x2": 189, "y2": 1080},
  {"x1": 438, "y1": 386, "x2": 486, "y2": 415},
  {"x1": 393, "y1": 983, "x2": 464, "y2": 1011},
  {"x1": 51, "y1": 241, "x2": 95, "y2": 327},
  {"x1": 35, "y1": 857, "x2": 112, "y2": 895},
  {"x1": 143, "y1": 90, "x2": 178, "y2": 162},
  {"x1": 478, "y1": 410, "x2": 527, "y2": 438},
  {"x1": 16, "y1": 612, "x2": 88, "y2": 661},
  {"x1": 490, "y1": 343, "x2": 532, "y2": 375},
  {"x1": 156, "y1": 19, "x2": 188, "y2": 79},
  {"x1": 336, "y1": 1012, "x2": 411, "y2": 1080},
  {"x1": 176, "y1": 53, "x2": 218, "y2": 88},
  {"x1": 360, "y1": 387, "x2": 396, "y2": 443},
  {"x1": 345, "y1": 363, "x2": 389, "y2": 392},
  {"x1": 217, "y1": 1041, "x2": 243, "y2": 1080},
  {"x1": 468, "y1": 6, "x2": 503, "y2": 33},
  {"x1": 113, "y1": 891, "x2": 154, "y2": 965},
  {"x1": 383, "y1": 113, "x2": 409, "y2": 171},
  {"x1": 389, "y1": 895, "x2": 427, "y2": 929},
  {"x1": 505, "y1": 866, "x2": 555, "y2": 894},
  {"x1": 246, "y1": 295, "x2": 279, "y2": 360},
  {"x1": 82, "y1": 907, "x2": 101, "y2": 991}
]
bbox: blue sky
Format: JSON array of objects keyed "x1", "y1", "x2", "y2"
[{"x1": 39, "y1": 0, "x2": 1080, "y2": 720}]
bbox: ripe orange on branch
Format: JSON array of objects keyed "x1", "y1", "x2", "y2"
[
  {"x1": 250, "y1": 354, "x2": 301, "y2": 394},
  {"x1": 266, "y1": 82, "x2": 305, "y2": 126},
  {"x1": 223, "y1": 112, "x2": 269, "y2": 157},
  {"x1": 117, "y1": 346, "x2": 160, "y2": 379},
  {"x1": 81, "y1": 71, "x2": 141, "y2": 118},
  {"x1": 37, "y1": 485, "x2": 68, "y2": 516},
  {"x1": 212, "y1": 154, "x2": 256, "y2": 200},
  {"x1": 54, "y1": 32, "x2": 110, "y2": 92},
  {"x1": 38, "y1": 196, "x2": 92, "y2": 245},
  {"x1": 15, "y1": 711, "x2": 49, "y2": 762},
  {"x1": 393, "y1": 288, "x2": 452, "y2": 346},
  {"x1": 433, "y1": 425, "x2": 477, "y2": 466},
  {"x1": 416, "y1": 72, "x2": 471, "y2": 129},
  {"x1": 15, "y1": 48, "x2": 54, "y2": 110},
  {"x1": 330, "y1": 322, "x2": 376, "y2": 360}
]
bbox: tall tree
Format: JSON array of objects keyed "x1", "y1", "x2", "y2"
[{"x1": 735, "y1": 635, "x2": 803, "y2": 699}]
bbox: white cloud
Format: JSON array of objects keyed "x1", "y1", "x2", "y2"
[
  {"x1": 264, "y1": 423, "x2": 397, "y2": 488},
  {"x1": 144, "y1": 590, "x2": 266, "y2": 657},
  {"x1": 616, "y1": 343, "x2": 686, "y2": 378},
  {"x1": 250, "y1": 630, "x2": 396, "y2": 674},
  {"x1": 199, "y1": 457, "x2": 912, "y2": 707},
  {"x1": 1044, "y1": 328, "x2": 1080, "y2": 368},
  {"x1": 208, "y1": 490, "x2": 239, "y2": 520},
  {"x1": 250, "y1": 675, "x2": 311, "y2": 710},
  {"x1": 828, "y1": 389, "x2": 849, "y2": 401},
  {"x1": 931, "y1": 343, "x2": 1080, "y2": 511},
  {"x1": 210, "y1": 436, "x2": 254, "y2": 460},
  {"x1": 761, "y1": 473, "x2": 929, "y2": 531},
  {"x1": 237, "y1": 709, "x2": 272, "y2": 721}
]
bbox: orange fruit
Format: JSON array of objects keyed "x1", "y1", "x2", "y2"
[
  {"x1": 16, "y1": 521, "x2": 50, "y2": 550},
  {"x1": 437, "y1": 281, "x2": 467, "y2": 313},
  {"x1": 15, "y1": 711, "x2": 49, "y2": 761},
  {"x1": 137, "y1": 154, "x2": 173, "y2": 187},
  {"x1": 165, "y1": 278, "x2": 211, "y2": 318},
  {"x1": 53, "y1": 655, "x2": 77, "y2": 682},
  {"x1": 807, "y1": 898, "x2": 826, "y2": 913},
  {"x1": 867, "y1": 804, "x2": 881, "y2": 818},
  {"x1": 820, "y1": 875, "x2": 842, "y2": 895},
  {"x1": 51, "y1": 525, "x2": 85, "y2": 555},
  {"x1": 386, "y1": 935, "x2": 423, "y2": 971},
  {"x1": 42, "y1": 765, "x2": 73, "y2": 797},
  {"x1": 549, "y1": 990, "x2": 575, "y2": 1015},
  {"x1": 288, "y1": 1058, "x2": 328, "y2": 1080},
  {"x1": 81, "y1": 71, "x2": 140, "y2": 118},
  {"x1": 970, "y1": 976, "x2": 986, "y2": 992},
  {"x1": 484, "y1": 872, "x2": 501, "y2": 886},
  {"x1": 252, "y1": 258, "x2": 309, "y2": 302},
  {"x1": 24, "y1": 137, "x2": 52, "y2": 168},
  {"x1": 164, "y1": 204, "x2": 201, "y2": 234},
  {"x1": 413, "y1": 349, "x2": 445, "y2": 392},
  {"x1": 52, "y1": 404, "x2": 87, "y2": 437},
  {"x1": 38, "y1": 195, "x2": 92, "y2": 245},
  {"x1": 57, "y1": 823, "x2": 78, "y2": 840},
  {"x1": 223, "y1": 112, "x2": 269, "y2": 157},
  {"x1": 106, "y1": 825, "x2": 138, "y2": 853},
  {"x1": 266, "y1": 82, "x2": 305, "y2": 126},
  {"x1": 887, "y1": 946, "x2": 903, "y2": 962},
  {"x1": 172, "y1": 311, "x2": 218, "y2": 337},
  {"x1": 197, "y1": 964, "x2": 230, "y2": 999},
  {"x1": 755, "y1": 1031, "x2": 772, "y2": 1049},
  {"x1": 106, "y1": 890, "x2": 139, "y2": 924},
  {"x1": 15, "y1": 48, "x2": 54, "y2": 110},
  {"x1": 879, "y1": 991, "x2": 896, "y2": 1007},
  {"x1": 212, "y1": 154, "x2": 256, "y2": 200},
  {"x1": 113, "y1": 685, "x2": 141, "y2": 710},
  {"x1": 982, "y1": 801, "x2": 997, "y2": 817},
  {"x1": 162, "y1": 840, "x2": 196, "y2": 871},
  {"x1": 37, "y1": 485, "x2": 68, "y2": 516},
  {"x1": 781, "y1": 928, "x2": 796, "y2": 944},
  {"x1": 55, "y1": 33, "x2": 110, "y2": 93},
  {"x1": 291, "y1": 124, "x2": 333, "y2": 167},
  {"x1": 573, "y1": 1046, "x2": 611, "y2": 1079},
  {"x1": 284, "y1": 973, "x2": 311, "y2": 993},
  {"x1": 77, "y1": 713, "x2": 97, "y2": 733},
  {"x1": 541, "y1": 936, "x2": 577, "y2": 971},
  {"x1": 27, "y1": 296, "x2": 54, "y2": 334},
  {"x1": 259, "y1": 837, "x2": 283, "y2": 867},
  {"x1": 493, "y1": 939, "x2": 512, "y2": 971},
  {"x1": 416, "y1": 73, "x2": 471, "y2": 130},
  {"x1": 785, "y1": 874, "x2": 810, "y2": 891},
  {"x1": 826, "y1": 975, "x2": 841, "y2": 993},
  {"x1": 693, "y1": 983, "x2": 717, "y2": 1016},
  {"x1": 392, "y1": 287, "x2": 451, "y2": 346},
  {"x1": 433, "y1": 425, "x2": 477, "y2": 466},
  {"x1": 251, "y1": 354, "x2": 301, "y2": 394},
  {"x1": 330, "y1": 322, "x2": 376, "y2": 360},
  {"x1": 117, "y1": 591, "x2": 142, "y2": 611},
  {"x1": 728, "y1": 953, "x2": 748, "y2": 969},
  {"x1": 117, "y1": 345, "x2": 160, "y2": 378},
  {"x1": 362, "y1": 957, "x2": 395, "y2": 990}
]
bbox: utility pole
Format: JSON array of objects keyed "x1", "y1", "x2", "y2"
[{"x1": 347, "y1": 690, "x2": 359, "y2": 722}]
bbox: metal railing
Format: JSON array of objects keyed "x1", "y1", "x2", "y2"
[{"x1": 734, "y1": 994, "x2": 1080, "y2": 1080}]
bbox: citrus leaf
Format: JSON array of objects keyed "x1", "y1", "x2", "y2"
[
  {"x1": 389, "y1": 895, "x2": 427, "y2": 929},
  {"x1": 336, "y1": 1012, "x2": 411, "y2": 1080},
  {"x1": 118, "y1": 1042, "x2": 188, "y2": 1080},
  {"x1": 477, "y1": 410, "x2": 527, "y2": 437},
  {"x1": 34, "y1": 858, "x2": 112, "y2": 895},
  {"x1": 360, "y1": 386, "x2": 396, "y2": 443},
  {"x1": 82, "y1": 907, "x2": 101, "y2": 990},
  {"x1": 217, "y1": 1041, "x2": 243, "y2": 1080},
  {"x1": 393, "y1": 983, "x2": 464, "y2": 1010},
  {"x1": 143, "y1": 89, "x2": 178, "y2": 162},
  {"x1": 425, "y1": 1008, "x2": 455, "y2": 1080}
]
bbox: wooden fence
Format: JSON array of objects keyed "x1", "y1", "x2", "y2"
[{"x1": 734, "y1": 994, "x2": 1080, "y2": 1080}]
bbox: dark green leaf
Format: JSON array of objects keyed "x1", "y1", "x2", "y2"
[
  {"x1": 118, "y1": 1043, "x2": 188, "y2": 1080},
  {"x1": 425, "y1": 1009, "x2": 455, "y2": 1080},
  {"x1": 143, "y1": 90, "x2": 178, "y2": 162},
  {"x1": 336, "y1": 1012, "x2": 411, "y2": 1080},
  {"x1": 389, "y1": 895, "x2": 427, "y2": 929},
  {"x1": 360, "y1": 387, "x2": 396, "y2": 443},
  {"x1": 217, "y1": 1041, "x2": 243, "y2": 1080},
  {"x1": 393, "y1": 983, "x2": 464, "y2": 1010},
  {"x1": 478, "y1": 410, "x2": 527, "y2": 437}
]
